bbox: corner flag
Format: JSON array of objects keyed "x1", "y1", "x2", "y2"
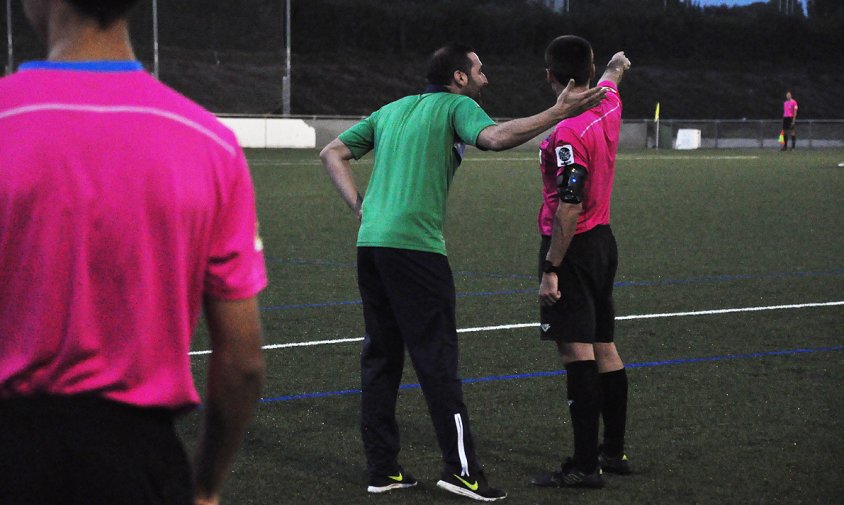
[{"x1": 654, "y1": 102, "x2": 660, "y2": 121}]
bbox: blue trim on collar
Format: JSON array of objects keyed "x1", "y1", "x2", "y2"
[
  {"x1": 20, "y1": 60, "x2": 143, "y2": 72},
  {"x1": 423, "y1": 84, "x2": 451, "y2": 93}
]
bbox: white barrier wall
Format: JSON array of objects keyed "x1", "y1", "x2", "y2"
[
  {"x1": 675, "y1": 129, "x2": 702, "y2": 150},
  {"x1": 219, "y1": 117, "x2": 844, "y2": 150},
  {"x1": 221, "y1": 117, "x2": 650, "y2": 150},
  {"x1": 218, "y1": 117, "x2": 316, "y2": 148}
]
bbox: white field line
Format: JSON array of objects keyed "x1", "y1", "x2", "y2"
[
  {"x1": 188, "y1": 300, "x2": 843, "y2": 356},
  {"x1": 247, "y1": 154, "x2": 758, "y2": 167},
  {"x1": 619, "y1": 155, "x2": 759, "y2": 161}
]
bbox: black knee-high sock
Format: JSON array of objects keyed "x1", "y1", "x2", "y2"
[
  {"x1": 565, "y1": 360, "x2": 601, "y2": 472},
  {"x1": 599, "y1": 368, "x2": 628, "y2": 456},
  {"x1": 791, "y1": 135, "x2": 796, "y2": 148}
]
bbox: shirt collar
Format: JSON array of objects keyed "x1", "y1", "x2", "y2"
[
  {"x1": 19, "y1": 60, "x2": 144, "y2": 72},
  {"x1": 423, "y1": 84, "x2": 451, "y2": 94}
]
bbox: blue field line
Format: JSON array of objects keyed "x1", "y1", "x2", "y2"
[
  {"x1": 258, "y1": 345, "x2": 844, "y2": 404},
  {"x1": 266, "y1": 257, "x2": 535, "y2": 280},
  {"x1": 616, "y1": 268, "x2": 844, "y2": 288},
  {"x1": 265, "y1": 257, "x2": 356, "y2": 268},
  {"x1": 453, "y1": 270, "x2": 533, "y2": 280},
  {"x1": 267, "y1": 257, "x2": 843, "y2": 285},
  {"x1": 262, "y1": 299, "x2": 363, "y2": 311},
  {"x1": 260, "y1": 268, "x2": 844, "y2": 312}
]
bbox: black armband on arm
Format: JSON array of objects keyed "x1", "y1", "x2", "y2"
[{"x1": 556, "y1": 164, "x2": 587, "y2": 204}]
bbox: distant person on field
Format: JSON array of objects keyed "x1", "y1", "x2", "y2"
[
  {"x1": 782, "y1": 90, "x2": 798, "y2": 151},
  {"x1": 320, "y1": 43, "x2": 606, "y2": 502},
  {"x1": 530, "y1": 35, "x2": 632, "y2": 489},
  {"x1": 0, "y1": 1, "x2": 267, "y2": 505}
]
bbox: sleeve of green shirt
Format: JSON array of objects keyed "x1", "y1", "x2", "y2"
[
  {"x1": 338, "y1": 112, "x2": 379, "y2": 160},
  {"x1": 452, "y1": 97, "x2": 497, "y2": 146}
]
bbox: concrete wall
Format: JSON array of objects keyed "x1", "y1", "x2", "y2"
[
  {"x1": 219, "y1": 116, "x2": 841, "y2": 151},
  {"x1": 260, "y1": 118, "x2": 648, "y2": 150},
  {"x1": 218, "y1": 117, "x2": 317, "y2": 148},
  {"x1": 302, "y1": 119, "x2": 364, "y2": 149}
]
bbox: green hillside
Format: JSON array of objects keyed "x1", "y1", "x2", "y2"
[
  {"x1": 153, "y1": 49, "x2": 844, "y2": 120},
  {"x1": 4, "y1": 0, "x2": 843, "y2": 119}
]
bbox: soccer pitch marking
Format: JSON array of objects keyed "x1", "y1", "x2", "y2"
[
  {"x1": 259, "y1": 345, "x2": 844, "y2": 403},
  {"x1": 258, "y1": 268, "x2": 844, "y2": 312},
  {"x1": 247, "y1": 154, "x2": 759, "y2": 167},
  {"x1": 188, "y1": 300, "x2": 843, "y2": 356}
]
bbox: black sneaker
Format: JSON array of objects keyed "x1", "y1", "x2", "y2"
[
  {"x1": 436, "y1": 470, "x2": 507, "y2": 501},
  {"x1": 598, "y1": 449, "x2": 632, "y2": 475},
  {"x1": 532, "y1": 458, "x2": 604, "y2": 488},
  {"x1": 367, "y1": 467, "x2": 418, "y2": 493}
]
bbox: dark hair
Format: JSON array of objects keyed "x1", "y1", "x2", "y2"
[
  {"x1": 426, "y1": 43, "x2": 474, "y2": 86},
  {"x1": 65, "y1": 0, "x2": 141, "y2": 28},
  {"x1": 545, "y1": 35, "x2": 593, "y2": 86}
]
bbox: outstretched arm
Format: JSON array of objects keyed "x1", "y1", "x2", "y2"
[
  {"x1": 476, "y1": 80, "x2": 606, "y2": 151},
  {"x1": 598, "y1": 51, "x2": 631, "y2": 86},
  {"x1": 320, "y1": 138, "x2": 364, "y2": 220}
]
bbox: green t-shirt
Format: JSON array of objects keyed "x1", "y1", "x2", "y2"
[{"x1": 339, "y1": 92, "x2": 496, "y2": 256}]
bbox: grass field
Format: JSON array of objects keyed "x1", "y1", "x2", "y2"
[{"x1": 181, "y1": 148, "x2": 843, "y2": 504}]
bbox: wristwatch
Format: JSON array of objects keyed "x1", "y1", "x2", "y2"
[{"x1": 541, "y1": 260, "x2": 560, "y2": 274}]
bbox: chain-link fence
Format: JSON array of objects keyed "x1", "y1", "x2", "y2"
[
  {"x1": 3, "y1": 2, "x2": 843, "y2": 132},
  {"x1": 2, "y1": 1, "x2": 290, "y2": 114},
  {"x1": 634, "y1": 119, "x2": 844, "y2": 149}
]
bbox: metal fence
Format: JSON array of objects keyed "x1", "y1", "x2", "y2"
[
  {"x1": 629, "y1": 119, "x2": 844, "y2": 150},
  {"x1": 217, "y1": 116, "x2": 844, "y2": 151},
  {"x1": 2, "y1": 0, "x2": 292, "y2": 114}
]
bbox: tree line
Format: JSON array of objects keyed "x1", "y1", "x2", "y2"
[
  {"x1": 6, "y1": 0, "x2": 842, "y2": 65},
  {"x1": 286, "y1": 0, "x2": 842, "y2": 64}
]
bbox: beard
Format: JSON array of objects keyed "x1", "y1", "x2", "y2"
[{"x1": 466, "y1": 79, "x2": 484, "y2": 104}]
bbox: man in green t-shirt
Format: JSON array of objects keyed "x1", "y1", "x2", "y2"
[{"x1": 320, "y1": 43, "x2": 606, "y2": 502}]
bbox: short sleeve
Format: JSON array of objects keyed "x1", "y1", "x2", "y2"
[
  {"x1": 451, "y1": 97, "x2": 497, "y2": 146},
  {"x1": 338, "y1": 112, "x2": 378, "y2": 160},
  {"x1": 204, "y1": 148, "x2": 268, "y2": 300},
  {"x1": 552, "y1": 128, "x2": 589, "y2": 179},
  {"x1": 596, "y1": 80, "x2": 621, "y2": 108}
]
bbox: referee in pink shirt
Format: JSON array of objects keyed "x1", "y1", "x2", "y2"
[
  {"x1": 782, "y1": 90, "x2": 799, "y2": 151},
  {"x1": 0, "y1": 2, "x2": 267, "y2": 504},
  {"x1": 531, "y1": 36, "x2": 632, "y2": 489}
]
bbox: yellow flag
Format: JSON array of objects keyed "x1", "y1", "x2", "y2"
[{"x1": 654, "y1": 102, "x2": 660, "y2": 121}]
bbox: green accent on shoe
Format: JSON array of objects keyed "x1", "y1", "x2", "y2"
[
  {"x1": 454, "y1": 474, "x2": 480, "y2": 491},
  {"x1": 388, "y1": 472, "x2": 404, "y2": 482}
]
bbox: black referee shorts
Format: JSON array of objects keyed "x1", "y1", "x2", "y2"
[
  {"x1": 538, "y1": 224, "x2": 618, "y2": 343},
  {"x1": 782, "y1": 117, "x2": 794, "y2": 130},
  {"x1": 0, "y1": 395, "x2": 192, "y2": 505}
]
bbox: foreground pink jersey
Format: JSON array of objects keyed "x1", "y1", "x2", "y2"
[
  {"x1": 538, "y1": 80, "x2": 622, "y2": 236},
  {"x1": 0, "y1": 61, "x2": 267, "y2": 410},
  {"x1": 783, "y1": 99, "x2": 798, "y2": 117}
]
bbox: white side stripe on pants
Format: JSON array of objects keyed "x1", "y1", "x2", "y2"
[{"x1": 454, "y1": 413, "x2": 469, "y2": 477}]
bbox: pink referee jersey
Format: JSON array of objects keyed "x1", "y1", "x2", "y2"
[
  {"x1": 538, "y1": 80, "x2": 622, "y2": 236},
  {"x1": 783, "y1": 99, "x2": 798, "y2": 117},
  {"x1": 0, "y1": 61, "x2": 267, "y2": 411}
]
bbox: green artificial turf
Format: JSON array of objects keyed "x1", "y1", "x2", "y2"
[{"x1": 181, "y1": 148, "x2": 844, "y2": 504}]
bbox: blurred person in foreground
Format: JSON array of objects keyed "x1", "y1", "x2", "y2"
[
  {"x1": 0, "y1": 1, "x2": 267, "y2": 504},
  {"x1": 530, "y1": 35, "x2": 632, "y2": 489},
  {"x1": 320, "y1": 43, "x2": 606, "y2": 502}
]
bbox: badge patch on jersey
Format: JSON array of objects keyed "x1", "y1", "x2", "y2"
[{"x1": 555, "y1": 145, "x2": 575, "y2": 167}]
